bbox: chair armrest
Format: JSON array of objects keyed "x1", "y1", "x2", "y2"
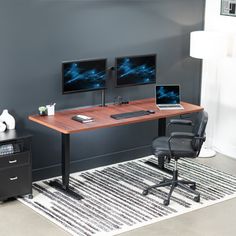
[
  {"x1": 167, "y1": 132, "x2": 195, "y2": 158},
  {"x1": 169, "y1": 132, "x2": 195, "y2": 140},
  {"x1": 168, "y1": 119, "x2": 193, "y2": 127}
]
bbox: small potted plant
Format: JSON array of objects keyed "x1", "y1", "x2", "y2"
[{"x1": 38, "y1": 106, "x2": 47, "y2": 116}]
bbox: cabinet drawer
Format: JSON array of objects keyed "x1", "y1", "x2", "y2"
[
  {"x1": 0, "y1": 166, "x2": 32, "y2": 200},
  {"x1": 0, "y1": 151, "x2": 30, "y2": 169}
]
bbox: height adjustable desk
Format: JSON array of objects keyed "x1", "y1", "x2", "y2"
[{"x1": 29, "y1": 98, "x2": 203, "y2": 199}]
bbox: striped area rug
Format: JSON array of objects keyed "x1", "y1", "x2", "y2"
[{"x1": 19, "y1": 156, "x2": 236, "y2": 236}]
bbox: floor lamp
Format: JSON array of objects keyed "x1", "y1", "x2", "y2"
[{"x1": 190, "y1": 31, "x2": 228, "y2": 158}]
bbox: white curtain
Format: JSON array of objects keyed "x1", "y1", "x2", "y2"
[
  {"x1": 213, "y1": 58, "x2": 236, "y2": 157},
  {"x1": 203, "y1": 0, "x2": 236, "y2": 158},
  {"x1": 201, "y1": 56, "x2": 236, "y2": 158},
  {"x1": 201, "y1": 59, "x2": 219, "y2": 150}
]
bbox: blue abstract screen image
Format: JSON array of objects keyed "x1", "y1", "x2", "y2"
[
  {"x1": 62, "y1": 59, "x2": 106, "y2": 93},
  {"x1": 156, "y1": 85, "x2": 180, "y2": 104},
  {"x1": 116, "y1": 54, "x2": 156, "y2": 87}
]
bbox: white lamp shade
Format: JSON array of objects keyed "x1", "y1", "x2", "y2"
[{"x1": 190, "y1": 31, "x2": 228, "y2": 59}]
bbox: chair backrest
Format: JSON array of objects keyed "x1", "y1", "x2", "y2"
[{"x1": 191, "y1": 111, "x2": 208, "y2": 153}]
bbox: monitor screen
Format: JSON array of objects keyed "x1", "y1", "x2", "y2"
[
  {"x1": 156, "y1": 85, "x2": 180, "y2": 104},
  {"x1": 116, "y1": 54, "x2": 156, "y2": 87},
  {"x1": 62, "y1": 58, "x2": 107, "y2": 94}
]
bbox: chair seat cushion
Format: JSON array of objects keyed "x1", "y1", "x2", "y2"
[{"x1": 152, "y1": 136, "x2": 197, "y2": 159}]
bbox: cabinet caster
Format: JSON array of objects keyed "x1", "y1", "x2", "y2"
[
  {"x1": 142, "y1": 189, "x2": 149, "y2": 196},
  {"x1": 28, "y1": 194, "x2": 33, "y2": 199},
  {"x1": 163, "y1": 199, "x2": 169, "y2": 206}
]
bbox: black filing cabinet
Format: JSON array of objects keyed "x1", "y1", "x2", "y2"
[{"x1": 0, "y1": 130, "x2": 32, "y2": 201}]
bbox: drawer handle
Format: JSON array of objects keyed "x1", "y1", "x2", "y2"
[
  {"x1": 10, "y1": 177, "x2": 18, "y2": 181},
  {"x1": 9, "y1": 160, "x2": 17, "y2": 164}
]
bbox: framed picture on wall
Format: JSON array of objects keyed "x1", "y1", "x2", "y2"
[{"x1": 221, "y1": 0, "x2": 236, "y2": 16}]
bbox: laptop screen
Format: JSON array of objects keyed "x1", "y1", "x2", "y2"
[{"x1": 156, "y1": 85, "x2": 180, "y2": 105}]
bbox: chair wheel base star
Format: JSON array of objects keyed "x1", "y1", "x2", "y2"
[{"x1": 142, "y1": 111, "x2": 208, "y2": 206}]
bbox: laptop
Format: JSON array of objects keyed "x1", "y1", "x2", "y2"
[{"x1": 156, "y1": 85, "x2": 184, "y2": 110}]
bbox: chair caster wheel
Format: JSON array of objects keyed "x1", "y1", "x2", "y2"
[
  {"x1": 142, "y1": 190, "x2": 149, "y2": 196},
  {"x1": 28, "y1": 194, "x2": 33, "y2": 199},
  {"x1": 194, "y1": 195, "x2": 200, "y2": 202},
  {"x1": 160, "y1": 178, "x2": 166, "y2": 184},
  {"x1": 163, "y1": 200, "x2": 169, "y2": 206},
  {"x1": 190, "y1": 184, "x2": 196, "y2": 190}
]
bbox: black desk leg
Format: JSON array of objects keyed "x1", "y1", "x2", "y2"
[
  {"x1": 49, "y1": 133, "x2": 84, "y2": 200},
  {"x1": 62, "y1": 133, "x2": 70, "y2": 189},
  {"x1": 145, "y1": 118, "x2": 172, "y2": 175}
]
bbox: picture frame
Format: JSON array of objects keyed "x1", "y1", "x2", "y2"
[{"x1": 221, "y1": 0, "x2": 236, "y2": 16}]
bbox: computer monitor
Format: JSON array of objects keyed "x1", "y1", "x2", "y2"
[
  {"x1": 156, "y1": 85, "x2": 180, "y2": 105},
  {"x1": 115, "y1": 54, "x2": 156, "y2": 87},
  {"x1": 62, "y1": 58, "x2": 107, "y2": 94}
]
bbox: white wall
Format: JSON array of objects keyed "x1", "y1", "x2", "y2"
[
  {"x1": 203, "y1": 0, "x2": 236, "y2": 157},
  {"x1": 205, "y1": 0, "x2": 236, "y2": 33}
]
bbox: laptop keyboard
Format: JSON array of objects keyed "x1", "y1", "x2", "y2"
[
  {"x1": 158, "y1": 104, "x2": 184, "y2": 110},
  {"x1": 159, "y1": 104, "x2": 182, "y2": 108}
]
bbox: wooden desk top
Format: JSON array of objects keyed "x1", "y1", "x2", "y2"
[{"x1": 29, "y1": 98, "x2": 203, "y2": 134}]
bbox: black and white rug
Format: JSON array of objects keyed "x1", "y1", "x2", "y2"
[{"x1": 19, "y1": 156, "x2": 236, "y2": 236}]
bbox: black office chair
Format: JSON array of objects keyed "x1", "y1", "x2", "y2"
[{"x1": 142, "y1": 111, "x2": 208, "y2": 206}]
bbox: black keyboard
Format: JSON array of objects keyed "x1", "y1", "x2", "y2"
[{"x1": 111, "y1": 110, "x2": 151, "y2": 120}]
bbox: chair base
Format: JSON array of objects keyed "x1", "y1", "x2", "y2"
[{"x1": 142, "y1": 170, "x2": 200, "y2": 206}]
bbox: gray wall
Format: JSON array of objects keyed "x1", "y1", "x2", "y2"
[{"x1": 0, "y1": 0, "x2": 205, "y2": 180}]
